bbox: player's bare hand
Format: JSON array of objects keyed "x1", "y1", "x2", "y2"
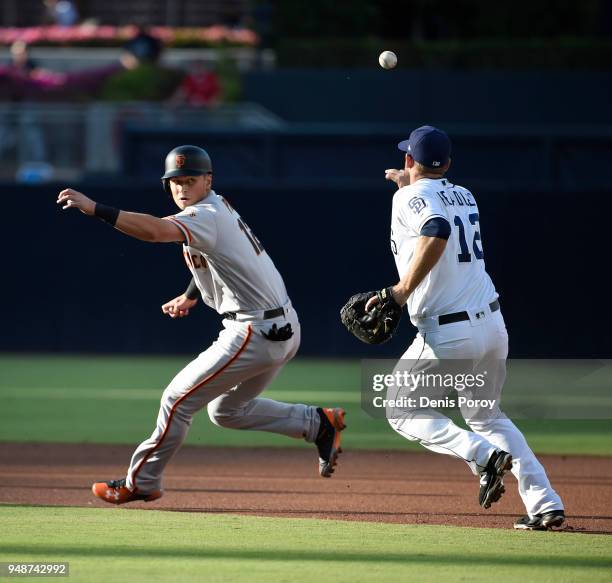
[
  {"x1": 385, "y1": 169, "x2": 410, "y2": 188},
  {"x1": 365, "y1": 295, "x2": 380, "y2": 312},
  {"x1": 57, "y1": 189, "x2": 96, "y2": 215},
  {"x1": 162, "y1": 294, "x2": 198, "y2": 319}
]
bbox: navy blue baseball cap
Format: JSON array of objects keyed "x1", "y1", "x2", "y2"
[{"x1": 398, "y1": 125, "x2": 451, "y2": 168}]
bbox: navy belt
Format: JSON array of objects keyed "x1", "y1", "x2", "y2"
[{"x1": 438, "y1": 299, "x2": 500, "y2": 326}]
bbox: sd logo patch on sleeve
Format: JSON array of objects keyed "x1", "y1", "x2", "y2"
[{"x1": 408, "y1": 196, "x2": 427, "y2": 214}]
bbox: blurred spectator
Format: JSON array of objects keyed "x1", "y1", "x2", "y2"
[
  {"x1": 43, "y1": 0, "x2": 79, "y2": 27},
  {"x1": 169, "y1": 62, "x2": 222, "y2": 108},
  {"x1": 123, "y1": 26, "x2": 163, "y2": 64},
  {"x1": 101, "y1": 30, "x2": 183, "y2": 101},
  {"x1": 9, "y1": 41, "x2": 38, "y2": 74}
]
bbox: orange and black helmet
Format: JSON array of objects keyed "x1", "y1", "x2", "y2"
[{"x1": 161, "y1": 145, "x2": 212, "y2": 193}]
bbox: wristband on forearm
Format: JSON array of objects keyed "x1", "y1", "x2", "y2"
[
  {"x1": 94, "y1": 203, "x2": 120, "y2": 226},
  {"x1": 185, "y1": 278, "x2": 200, "y2": 300},
  {"x1": 377, "y1": 286, "x2": 402, "y2": 307}
]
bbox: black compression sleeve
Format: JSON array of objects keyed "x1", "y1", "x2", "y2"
[{"x1": 185, "y1": 278, "x2": 200, "y2": 300}]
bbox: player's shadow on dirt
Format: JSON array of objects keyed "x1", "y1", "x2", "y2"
[{"x1": 2, "y1": 544, "x2": 612, "y2": 565}]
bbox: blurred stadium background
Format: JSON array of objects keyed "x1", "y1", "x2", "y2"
[
  {"x1": 1, "y1": 0, "x2": 610, "y2": 359},
  {"x1": 1, "y1": 0, "x2": 610, "y2": 454}
]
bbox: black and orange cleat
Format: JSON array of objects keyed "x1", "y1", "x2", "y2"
[
  {"x1": 92, "y1": 478, "x2": 162, "y2": 505},
  {"x1": 315, "y1": 407, "x2": 346, "y2": 478}
]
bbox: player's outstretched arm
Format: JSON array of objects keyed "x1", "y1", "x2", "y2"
[
  {"x1": 56, "y1": 188, "x2": 184, "y2": 243},
  {"x1": 384, "y1": 168, "x2": 410, "y2": 188}
]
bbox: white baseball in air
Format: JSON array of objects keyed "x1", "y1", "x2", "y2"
[{"x1": 379, "y1": 50, "x2": 397, "y2": 69}]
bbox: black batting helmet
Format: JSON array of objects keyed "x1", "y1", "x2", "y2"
[{"x1": 161, "y1": 145, "x2": 212, "y2": 194}]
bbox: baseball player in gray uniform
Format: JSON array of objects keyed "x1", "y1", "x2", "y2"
[
  {"x1": 57, "y1": 145, "x2": 346, "y2": 504},
  {"x1": 364, "y1": 126, "x2": 565, "y2": 530}
]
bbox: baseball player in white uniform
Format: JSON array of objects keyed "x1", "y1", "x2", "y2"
[
  {"x1": 56, "y1": 145, "x2": 346, "y2": 505},
  {"x1": 368, "y1": 126, "x2": 565, "y2": 530}
]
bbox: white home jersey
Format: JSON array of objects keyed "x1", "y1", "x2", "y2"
[
  {"x1": 165, "y1": 191, "x2": 289, "y2": 314},
  {"x1": 391, "y1": 177, "x2": 497, "y2": 319}
]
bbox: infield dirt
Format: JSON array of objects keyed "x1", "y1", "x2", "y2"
[{"x1": 1, "y1": 443, "x2": 610, "y2": 534}]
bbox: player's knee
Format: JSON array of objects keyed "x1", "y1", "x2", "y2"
[
  {"x1": 465, "y1": 410, "x2": 503, "y2": 432},
  {"x1": 465, "y1": 418, "x2": 488, "y2": 432},
  {"x1": 387, "y1": 417, "x2": 419, "y2": 441},
  {"x1": 207, "y1": 402, "x2": 241, "y2": 428},
  {"x1": 161, "y1": 383, "x2": 188, "y2": 407}
]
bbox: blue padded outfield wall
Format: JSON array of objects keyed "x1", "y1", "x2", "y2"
[
  {"x1": 4, "y1": 180, "x2": 610, "y2": 358},
  {"x1": 243, "y1": 69, "x2": 612, "y2": 125}
]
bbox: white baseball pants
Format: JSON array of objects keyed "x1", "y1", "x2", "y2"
[
  {"x1": 125, "y1": 307, "x2": 321, "y2": 493},
  {"x1": 387, "y1": 306, "x2": 564, "y2": 517}
]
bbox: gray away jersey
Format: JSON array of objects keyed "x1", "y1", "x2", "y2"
[
  {"x1": 165, "y1": 191, "x2": 289, "y2": 314},
  {"x1": 391, "y1": 177, "x2": 497, "y2": 319}
]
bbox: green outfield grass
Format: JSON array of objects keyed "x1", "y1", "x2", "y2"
[
  {"x1": 0, "y1": 506, "x2": 610, "y2": 583},
  {"x1": 0, "y1": 355, "x2": 611, "y2": 455}
]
